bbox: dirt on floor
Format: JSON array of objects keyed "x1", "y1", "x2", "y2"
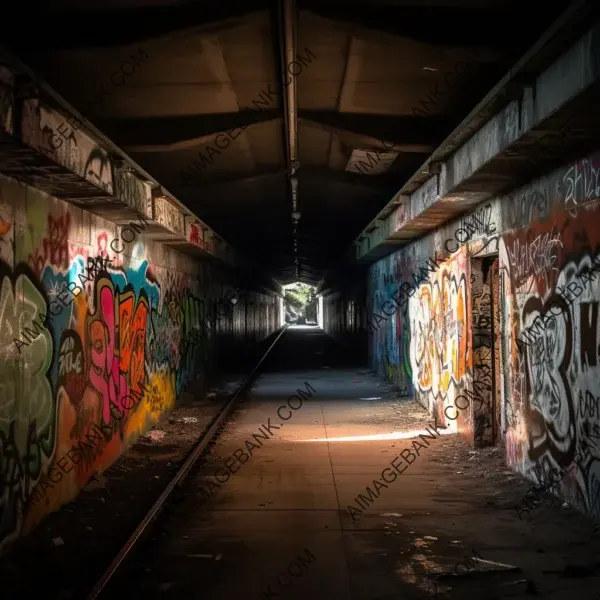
[
  {"x1": 2, "y1": 375, "x2": 600, "y2": 600},
  {"x1": 0, "y1": 373, "x2": 245, "y2": 600},
  {"x1": 359, "y1": 399, "x2": 600, "y2": 600}
]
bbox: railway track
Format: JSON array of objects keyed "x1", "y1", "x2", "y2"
[{"x1": 85, "y1": 324, "x2": 289, "y2": 600}]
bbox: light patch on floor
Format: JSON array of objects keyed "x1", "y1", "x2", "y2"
[{"x1": 299, "y1": 428, "x2": 457, "y2": 443}]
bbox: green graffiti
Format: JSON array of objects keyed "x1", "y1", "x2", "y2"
[{"x1": 0, "y1": 271, "x2": 55, "y2": 551}]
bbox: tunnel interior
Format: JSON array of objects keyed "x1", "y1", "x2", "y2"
[{"x1": 1, "y1": 0, "x2": 600, "y2": 598}]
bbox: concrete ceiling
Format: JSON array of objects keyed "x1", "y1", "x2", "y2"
[{"x1": 3, "y1": 0, "x2": 573, "y2": 285}]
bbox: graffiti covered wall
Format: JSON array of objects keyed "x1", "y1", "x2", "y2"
[
  {"x1": 500, "y1": 154, "x2": 600, "y2": 519},
  {"x1": 368, "y1": 148, "x2": 600, "y2": 519},
  {"x1": 0, "y1": 174, "x2": 279, "y2": 553},
  {"x1": 408, "y1": 249, "x2": 469, "y2": 432}
]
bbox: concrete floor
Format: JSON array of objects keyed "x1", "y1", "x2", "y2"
[{"x1": 100, "y1": 327, "x2": 600, "y2": 600}]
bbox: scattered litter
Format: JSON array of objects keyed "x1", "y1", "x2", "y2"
[
  {"x1": 359, "y1": 397, "x2": 382, "y2": 401},
  {"x1": 561, "y1": 502, "x2": 569, "y2": 509},
  {"x1": 438, "y1": 557, "x2": 521, "y2": 580},
  {"x1": 52, "y1": 537, "x2": 64, "y2": 547},
  {"x1": 423, "y1": 536, "x2": 438, "y2": 541},
  {"x1": 473, "y1": 558, "x2": 521, "y2": 572},
  {"x1": 206, "y1": 392, "x2": 217, "y2": 399},
  {"x1": 177, "y1": 417, "x2": 199, "y2": 424},
  {"x1": 153, "y1": 475, "x2": 160, "y2": 479},
  {"x1": 381, "y1": 513, "x2": 403, "y2": 517},
  {"x1": 146, "y1": 430, "x2": 166, "y2": 442}
]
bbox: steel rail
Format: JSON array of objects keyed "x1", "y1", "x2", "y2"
[{"x1": 86, "y1": 324, "x2": 290, "y2": 600}]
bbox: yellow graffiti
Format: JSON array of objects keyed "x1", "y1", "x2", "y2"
[
  {"x1": 125, "y1": 369, "x2": 176, "y2": 438},
  {"x1": 410, "y1": 256, "x2": 468, "y2": 400}
]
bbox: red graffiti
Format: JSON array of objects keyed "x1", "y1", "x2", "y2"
[
  {"x1": 29, "y1": 213, "x2": 71, "y2": 275},
  {"x1": 189, "y1": 223, "x2": 213, "y2": 254},
  {"x1": 97, "y1": 232, "x2": 109, "y2": 258},
  {"x1": 119, "y1": 290, "x2": 148, "y2": 397},
  {"x1": 189, "y1": 224, "x2": 201, "y2": 245},
  {"x1": 87, "y1": 278, "x2": 149, "y2": 424}
]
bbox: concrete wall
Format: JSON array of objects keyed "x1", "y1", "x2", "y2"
[
  {"x1": 322, "y1": 277, "x2": 367, "y2": 363},
  {"x1": 0, "y1": 174, "x2": 279, "y2": 553},
  {"x1": 368, "y1": 148, "x2": 600, "y2": 519}
]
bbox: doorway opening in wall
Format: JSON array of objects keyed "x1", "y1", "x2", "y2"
[
  {"x1": 471, "y1": 254, "x2": 502, "y2": 447},
  {"x1": 283, "y1": 282, "x2": 318, "y2": 325}
]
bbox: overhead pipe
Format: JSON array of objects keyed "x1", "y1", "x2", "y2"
[
  {"x1": 278, "y1": 0, "x2": 300, "y2": 279},
  {"x1": 280, "y1": 0, "x2": 298, "y2": 168}
]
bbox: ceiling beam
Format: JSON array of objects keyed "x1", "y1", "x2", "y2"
[
  {"x1": 300, "y1": 111, "x2": 452, "y2": 153},
  {"x1": 5, "y1": 4, "x2": 269, "y2": 49},
  {"x1": 108, "y1": 111, "x2": 446, "y2": 154},
  {"x1": 101, "y1": 111, "x2": 281, "y2": 152},
  {"x1": 172, "y1": 165, "x2": 402, "y2": 199},
  {"x1": 171, "y1": 169, "x2": 286, "y2": 197}
]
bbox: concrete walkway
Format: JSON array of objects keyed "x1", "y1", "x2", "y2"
[{"x1": 102, "y1": 327, "x2": 600, "y2": 600}]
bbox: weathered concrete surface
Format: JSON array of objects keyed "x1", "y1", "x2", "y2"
[
  {"x1": 356, "y1": 17, "x2": 600, "y2": 262},
  {"x1": 100, "y1": 328, "x2": 600, "y2": 600},
  {"x1": 0, "y1": 171, "x2": 281, "y2": 557},
  {"x1": 0, "y1": 61, "x2": 234, "y2": 264},
  {"x1": 366, "y1": 146, "x2": 600, "y2": 523}
]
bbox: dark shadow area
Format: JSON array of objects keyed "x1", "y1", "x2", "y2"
[{"x1": 264, "y1": 325, "x2": 367, "y2": 372}]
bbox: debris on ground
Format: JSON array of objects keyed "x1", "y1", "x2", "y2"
[
  {"x1": 437, "y1": 557, "x2": 521, "y2": 580},
  {"x1": 145, "y1": 430, "x2": 166, "y2": 442}
]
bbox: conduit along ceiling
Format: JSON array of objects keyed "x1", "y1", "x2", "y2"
[{"x1": 2, "y1": 0, "x2": 573, "y2": 285}]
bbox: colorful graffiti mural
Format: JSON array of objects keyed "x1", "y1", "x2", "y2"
[
  {"x1": 366, "y1": 150, "x2": 600, "y2": 518},
  {"x1": 0, "y1": 180, "x2": 279, "y2": 554},
  {"x1": 368, "y1": 259, "x2": 413, "y2": 397},
  {"x1": 501, "y1": 192, "x2": 600, "y2": 518},
  {"x1": 408, "y1": 250, "x2": 469, "y2": 428}
]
